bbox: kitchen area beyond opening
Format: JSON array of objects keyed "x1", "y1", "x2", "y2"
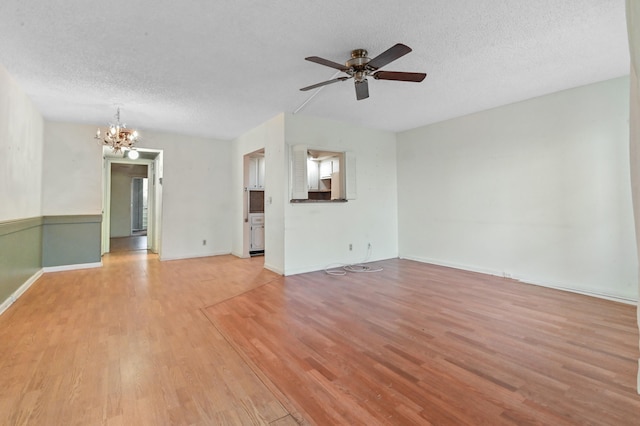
[{"x1": 245, "y1": 149, "x2": 265, "y2": 257}]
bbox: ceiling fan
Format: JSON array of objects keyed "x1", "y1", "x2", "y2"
[{"x1": 300, "y1": 43, "x2": 426, "y2": 101}]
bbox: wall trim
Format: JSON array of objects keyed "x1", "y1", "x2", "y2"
[
  {"x1": 159, "y1": 251, "x2": 231, "y2": 262},
  {"x1": 518, "y1": 277, "x2": 637, "y2": 305},
  {"x1": 263, "y1": 262, "x2": 284, "y2": 275},
  {"x1": 231, "y1": 250, "x2": 250, "y2": 259},
  {"x1": 43, "y1": 214, "x2": 102, "y2": 225},
  {"x1": 0, "y1": 268, "x2": 43, "y2": 316},
  {"x1": 43, "y1": 261, "x2": 103, "y2": 273},
  {"x1": 283, "y1": 256, "x2": 394, "y2": 276},
  {"x1": 0, "y1": 216, "x2": 43, "y2": 237},
  {"x1": 400, "y1": 255, "x2": 638, "y2": 305}
]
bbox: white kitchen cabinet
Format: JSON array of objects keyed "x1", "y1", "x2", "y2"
[
  {"x1": 248, "y1": 156, "x2": 265, "y2": 189},
  {"x1": 320, "y1": 157, "x2": 340, "y2": 179},
  {"x1": 250, "y1": 214, "x2": 264, "y2": 252},
  {"x1": 331, "y1": 157, "x2": 339, "y2": 173},
  {"x1": 319, "y1": 159, "x2": 333, "y2": 179},
  {"x1": 307, "y1": 159, "x2": 319, "y2": 190}
]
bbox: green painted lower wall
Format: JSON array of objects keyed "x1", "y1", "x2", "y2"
[
  {"x1": 0, "y1": 215, "x2": 102, "y2": 304},
  {"x1": 42, "y1": 215, "x2": 102, "y2": 267},
  {"x1": 0, "y1": 217, "x2": 43, "y2": 302}
]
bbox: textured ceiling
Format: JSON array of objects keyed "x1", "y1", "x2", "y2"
[{"x1": 0, "y1": 0, "x2": 630, "y2": 140}]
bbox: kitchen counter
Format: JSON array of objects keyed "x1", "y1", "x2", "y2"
[{"x1": 290, "y1": 198, "x2": 347, "y2": 203}]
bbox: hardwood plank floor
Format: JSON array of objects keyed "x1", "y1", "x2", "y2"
[
  {"x1": 205, "y1": 259, "x2": 640, "y2": 425},
  {"x1": 0, "y1": 251, "x2": 288, "y2": 425},
  {"x1": 110, "y1": 236, "x2": 148, "y2": 252},
  {"x1": 2, "y1": 253, "x2": 639, "y2": 425}
]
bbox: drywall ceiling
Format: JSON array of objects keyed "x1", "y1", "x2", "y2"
[{"x1": 0, "y1": 0, "x2": 630, "y2": 140}]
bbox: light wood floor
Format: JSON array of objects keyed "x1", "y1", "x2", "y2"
[
  {"x1": 1, "y1": 254, "x2": 639, "y2": 425},
  {"x1": 0, "y1": 251, "x2": 296, "y2": 425},
  {"x1": 205, "y1": 259, "x2": 640, "y2": 425},
  {"x1": 110, "y1": 235, "x2": 148, "y2": 253}
]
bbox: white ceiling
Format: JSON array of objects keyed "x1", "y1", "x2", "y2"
[{"x1": 0, "y1": 0, "x2": 630, "y2": 140}]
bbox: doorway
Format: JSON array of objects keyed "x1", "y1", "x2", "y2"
[
  {"x1": 108, "y1": 164, "x2": 148, "y2": 252},
  {"x1": 243, "y1": 149, "x2": 265, "y2": 257},
  {"x1": 102, "y1": 147, "x2": 163, "y2": 256}
]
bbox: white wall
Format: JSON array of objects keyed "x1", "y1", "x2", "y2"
[
  {"x1": 397, "y1": 77, "x2": 637, "y2": 301},
  {"x1": 0, "y1": 64, "x2": 43, "y2": 221},
  {"x1": 42, "y1": 122, "x2": 232, "y2": 260},
  {"x1": 264, "y1": 115, "x2": 286, "y2": 274},
  {"x1": 136, "y1": 131, "x2": 233, "y2": 260},
  {"x1": 231, "y1": 114, "x2": 286, "y2": 273},
  {"x1": 42, "y1": 122, "x2": 103, "y2": 215},
  {"x1": 624, "y1": 0, "x2": 640, "y2": 392},
  {"x1": 283, "y1": 113, "x2": 398, "y2": 275}
]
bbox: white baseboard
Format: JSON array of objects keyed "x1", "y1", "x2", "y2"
[
  {"x1": 159, "y1": 251, "x2": 231, "y2": 261},
  {"x1": 0, "y1": 269, "x2": 43, "y2": 316},
  {"x1": 231, "y1": 250, "x2": 247, "y2": 258},
  {"x1": 400, "y1": 255, "x2": 637, "y2": 305},
  {"x1": 520, "y1": 279, "x2": 637, "y2": 305},
  {"x1": 43, "y1": 261, "x2": 103, "y2": 273},
  {"x1": 283, "y1": 256, "x2": 394, "y2": 276},
  {"x1": 400, "y1": 254, "x2": 503, "y2": 278},
  {"x1": 264, "y1": 262, "x2": 284, "y2": 275}
]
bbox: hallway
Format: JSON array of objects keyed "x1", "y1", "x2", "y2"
[{"x1": 109, "y1": 235, "x2": 148, "y2": 253}]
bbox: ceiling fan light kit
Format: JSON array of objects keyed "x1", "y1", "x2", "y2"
[{"x1": 300, "y1": 43, "x2": 427, "y2": 100}]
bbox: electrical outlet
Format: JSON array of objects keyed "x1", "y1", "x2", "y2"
[
  {"x1": 202, "y1": 239, "x2": 207, "y2": 246},
  {"x1": 349, "y1": 243, "x2": 352, "y2": 251}
]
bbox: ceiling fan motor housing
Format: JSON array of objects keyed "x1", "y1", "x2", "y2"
[{"x1": 346, "y1": 49, "x2": 371, "y2": 82}]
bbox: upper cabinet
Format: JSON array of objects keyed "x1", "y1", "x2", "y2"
[
  {"x1": 319, "y1": 157, "x2": 340, "y2": 179},
  {"x1": 307, "y1": 159, "x2": 319, "y2": 190},
  {"x1": 248, "y1": 156, "x2": 265, "y2": 189},
  {"x1": 319, "y1": 159, "x2": 332, "y2": 179}
]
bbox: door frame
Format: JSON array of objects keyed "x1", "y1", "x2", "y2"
[
  {"x1": 102, "y1": 149, "x2": 163, "y2": 255},
  {"x1": 243, "y1": 148, "x2": 265, "y2": 257}
]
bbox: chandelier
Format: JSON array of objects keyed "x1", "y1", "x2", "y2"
[{"x1": 95, "y1": 108, "x2": 139, "y2": 154}]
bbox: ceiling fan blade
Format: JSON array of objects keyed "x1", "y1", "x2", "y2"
[
  {"x1": 373, "y1": 71, "x2": 427, "y2": 82},
  {"x1": 367, "y1": 43, "x2": 412, "y2": 70},
  {"x1": 355, "y1": 79, "x2": 369, "y2": 100},
  {"x1": 300, "y1": 76, "x2": 350, "y2": 91},
  {"x1": 305, "y1": 56, "x2": 349, "y2": 71}
]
